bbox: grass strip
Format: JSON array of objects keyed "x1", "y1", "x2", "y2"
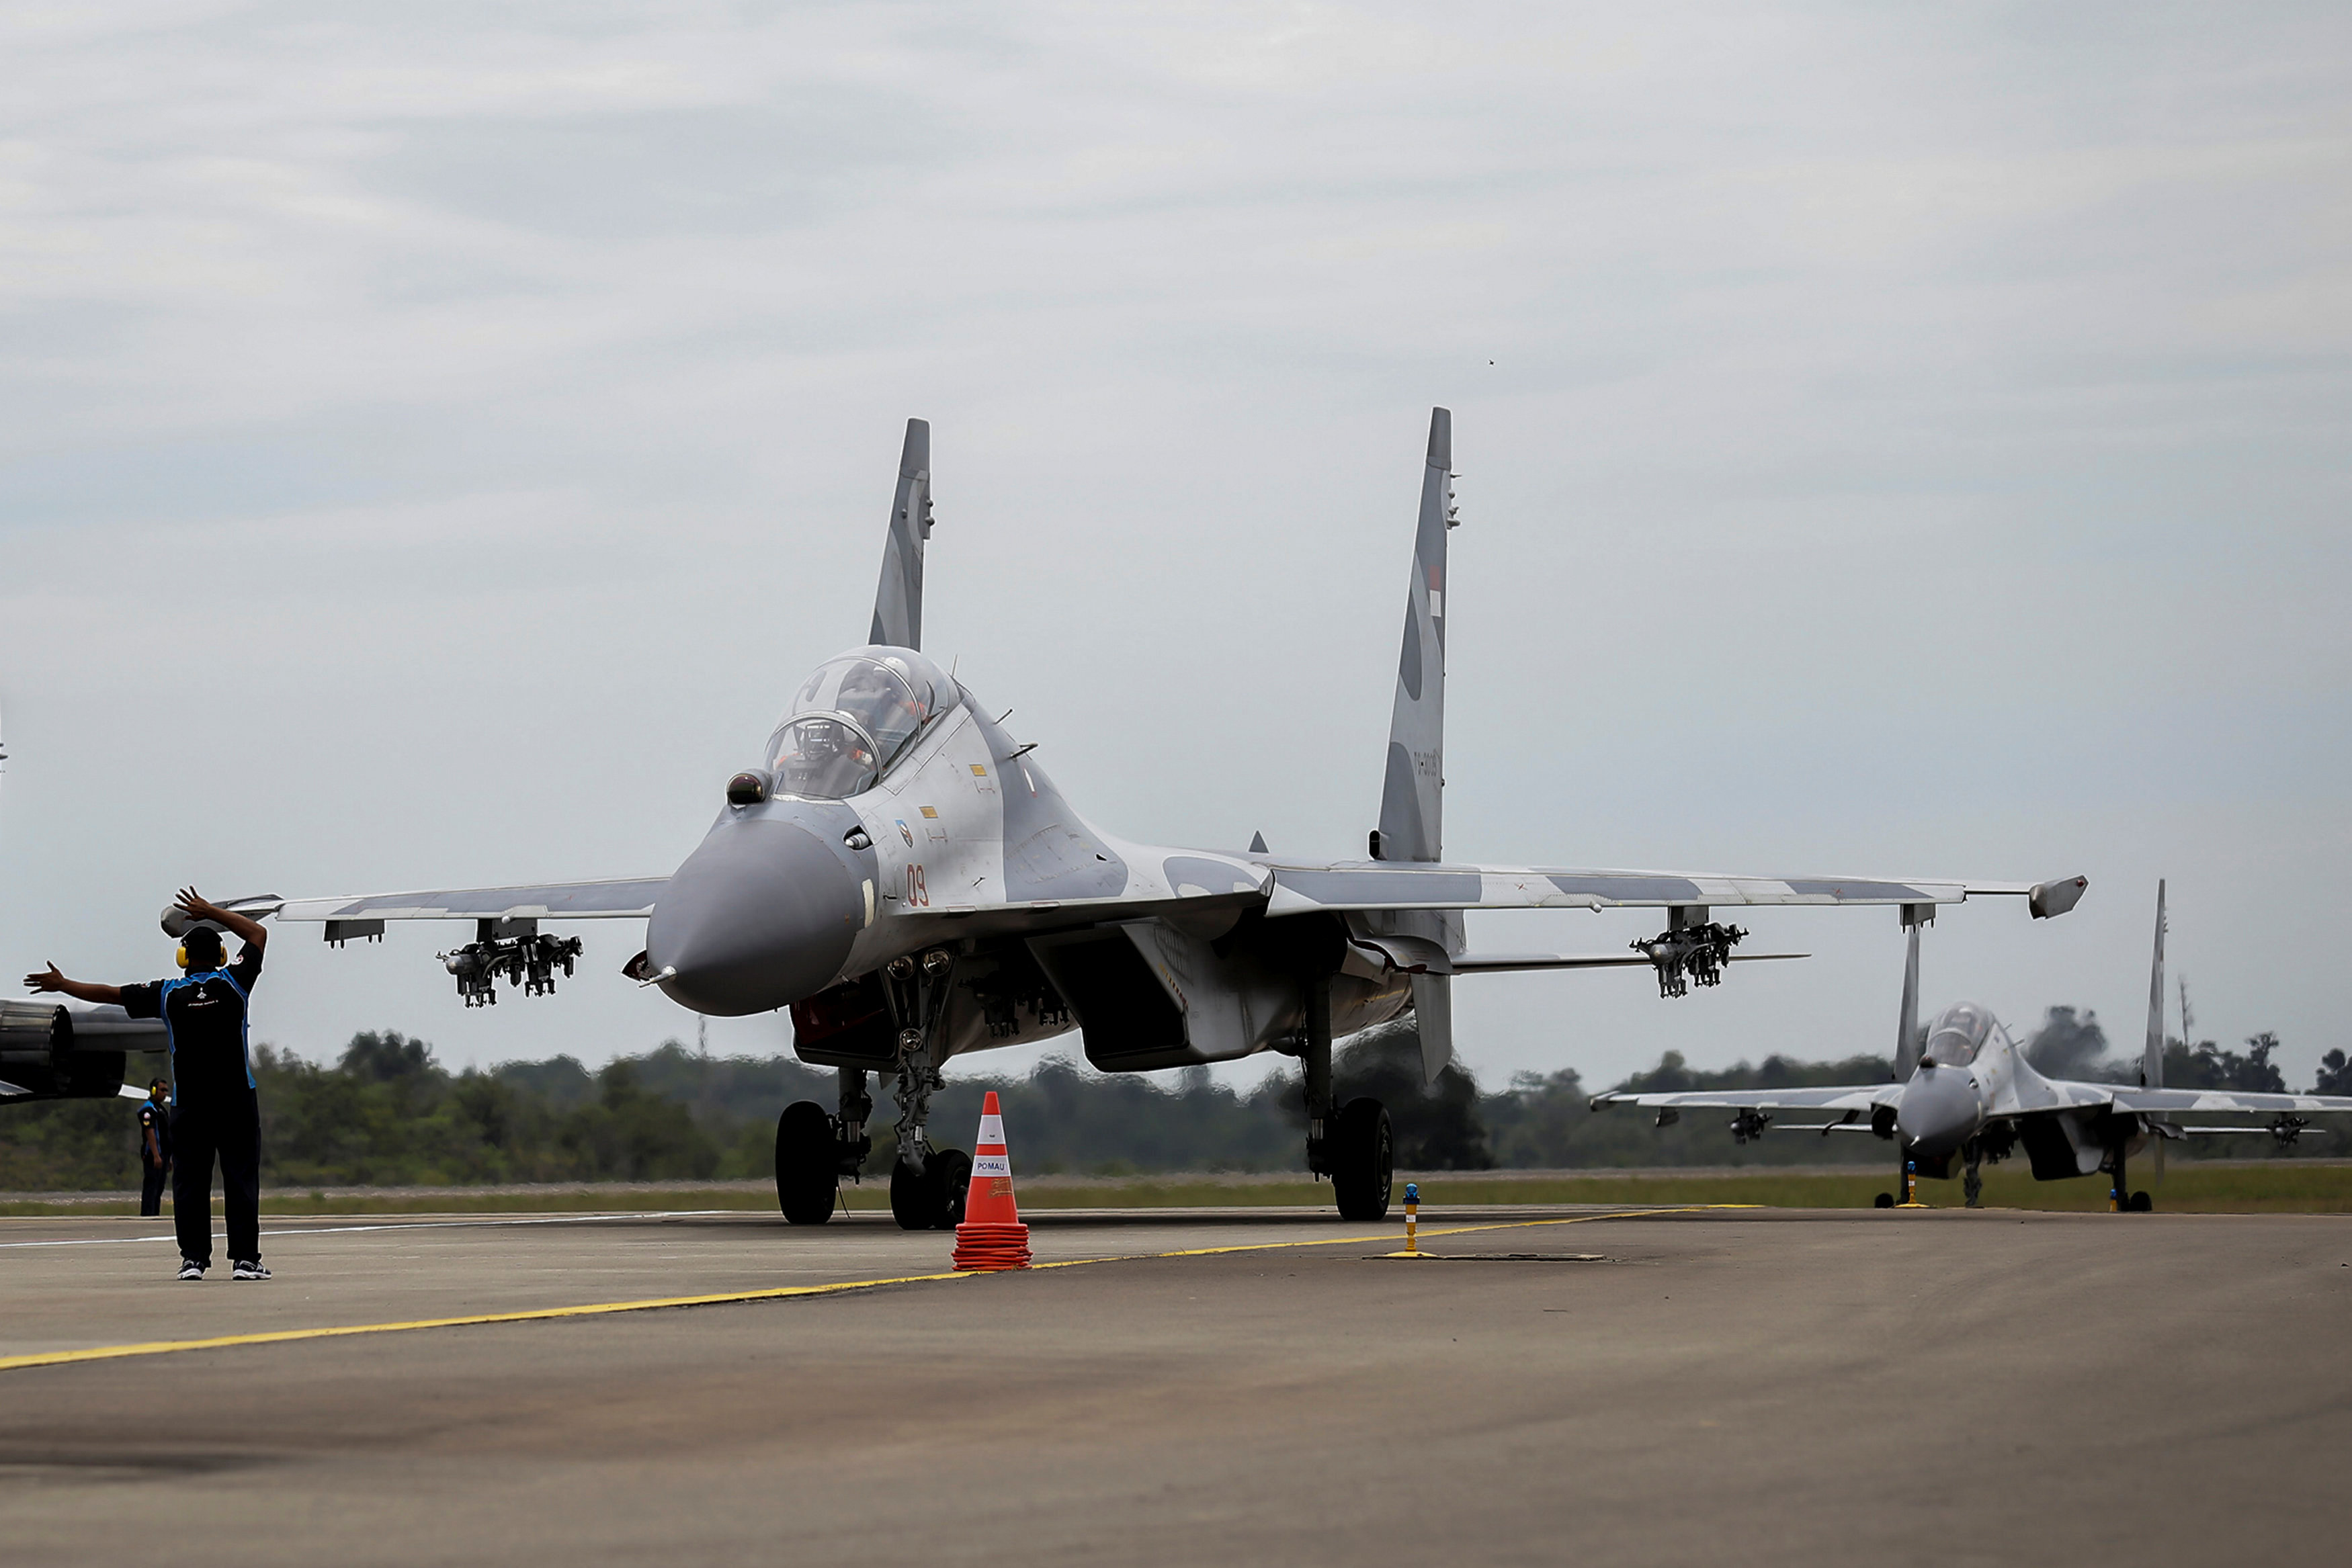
[{"x1": 9, "y1": 1163, "x2": 2352, "y2": 1217}]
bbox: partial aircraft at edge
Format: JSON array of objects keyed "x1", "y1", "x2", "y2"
[
  {"x1": 0, "y1": 713, "x2": 167, "y2": 1104},
  {"x1": 1593, "y1": 881, "x2": 2352, "y2": 1209},
  {"x1": 245, "y1": 411, "x2": 2085, "y2": 1228}
]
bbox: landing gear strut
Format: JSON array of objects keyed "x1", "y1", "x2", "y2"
[
  {"x1": 2109, "y1": 1145, "x2": 2152, "y2": 1213},
  {"x1": 1875, "y1": 1149, "x2": 1911, "y2": 1209},
  {"x1": 1962, "y1": 1139, "x2": 1984, "y2": 1209},
  {"x1": 880, "y1": 947, "x2": 968, "y2": 1231},
  {"x1": 1298, "y1": 977, "x2": 1392, "y2": 1221}
]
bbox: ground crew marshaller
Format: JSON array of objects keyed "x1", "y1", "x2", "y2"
[
  {"x1": 24, "y1": 887, "x2": 272, "y2": 1281},
  {"x1": 137, "y1": 1076, "x2": 172, "y2": 1217}
]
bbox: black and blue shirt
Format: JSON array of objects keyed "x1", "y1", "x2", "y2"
[
  {"x1": 137, "y1": 1098, "x2": 172, "y2": 1166},
  {"x1": 120, "y1": 947, "x2": 263, "y2": 1107}
]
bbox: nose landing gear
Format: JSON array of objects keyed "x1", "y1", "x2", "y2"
[{"x1": 881, "y1": 947, "x2": 968, "y2": 1231}]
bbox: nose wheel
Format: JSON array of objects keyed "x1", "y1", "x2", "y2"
[{"x1": 890, "y1": 1147, "x2": 970, "y2": 1230}]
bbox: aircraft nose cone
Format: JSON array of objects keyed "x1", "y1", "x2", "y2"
[
  {"x1": 646, "y1": 818, "x2": 862, "y2": 1016},
  {"x1": 1897, "y1": 1065, "x2": 1979, "y2": 1156}
]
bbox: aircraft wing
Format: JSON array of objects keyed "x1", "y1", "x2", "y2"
[
  {"x1": 1263, "y1": 865, "x2": 2085, "y2": 919},
  {"x1": 272, "y1": 879, "x2": 667, "y2": 924},
  {"x1": 1591, "y1": 1084, "x2": 1899, "y2": 1113},
  {"x1": 1438, "y1": 951, "x2": 1803, "y2": 974},
  {"x1": 2100, "y1": 1088, "x2": 2352, "y2": 1116}
]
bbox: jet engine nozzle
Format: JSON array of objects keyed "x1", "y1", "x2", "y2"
[{"x1": 646, "y1": 817, "x2": 863, "y2": 1016}]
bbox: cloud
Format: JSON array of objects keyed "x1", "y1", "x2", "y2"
[{"x1": 2, "y1": 2, "x2": 2347, "y2": 1090}]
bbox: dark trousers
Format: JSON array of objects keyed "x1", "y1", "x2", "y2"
[
  {"x1": 170, "y1": 1094, "x2": 261, "y2": 1266},
  {"x1": 140, "y1": 1162, "x2": 169, "y2": 1217}
]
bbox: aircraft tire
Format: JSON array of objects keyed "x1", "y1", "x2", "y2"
[
  {"x1": 1331, "y1": 1097, "x2": 1394, "y2": 1222},
  {"x1": 1874, "y1": 1192, "x2": 1895, "y2": 1209},
  {"x1": 929, "y1": 1148, "x2": 972, "y2": 1231},
  {"x1": 890, "y1": 1156, "x2": 937, "y2": 1230},
  {"x1": 774, "y1": 1101, "x2": 839, "y2": 1225},
  {"x1": 2130, "y1": 1190, "x2": 2153, "y2": 1213}
]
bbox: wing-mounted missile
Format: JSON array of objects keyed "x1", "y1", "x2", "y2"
[
  {"x1": 1631, "y1": 907, "x2": 1747, "y2": 998},
  {"x1": 438, "y1": 918, "x2": 584, "y2": 1007}
]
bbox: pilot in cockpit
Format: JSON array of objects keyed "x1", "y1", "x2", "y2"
[
  {"x1": 837, "y1": 659, "x2": 927, "y2": 750},
  {"x1": 777, "y1": 720, "x2": 874, "y2": 797}
]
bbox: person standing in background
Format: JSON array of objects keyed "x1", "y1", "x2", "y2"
[{"x1": 136, "y1": 1077, "x2": 172, "y2": 1217}]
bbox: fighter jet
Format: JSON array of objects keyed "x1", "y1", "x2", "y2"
[
  {"x1": 257, "y1": 411, "x2": 2083, "y2": 1228},
  {"x1": 1593, "y1": 881, "x2": 2352, "y2": 1209}
]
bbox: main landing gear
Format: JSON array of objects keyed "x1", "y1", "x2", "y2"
[
  {"x1": 772, "y1": 945, "x2": 974, "y2": 1231},
  {"x1": 1301, "y1": 979, "x2": 1393, "y2": 1221},
  {"x1": 2107, "y1": 1145, "x2": 2153, "y2": 1213},
  {"x1": 772, "y1": 1067, "x2": 880, "y2": 1225}
]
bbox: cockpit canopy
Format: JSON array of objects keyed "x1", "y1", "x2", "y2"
[
  {"x1": 766, "y1": 648, "x2": 951, "y2": 800},
  {"x1": 1921, "y1": 1001, "x2": 1995, "y2": 1068}
]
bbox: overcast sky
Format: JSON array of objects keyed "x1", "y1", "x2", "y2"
[{"x1": 3, "y1": 2, "x2": 2346, "y2": 1096}]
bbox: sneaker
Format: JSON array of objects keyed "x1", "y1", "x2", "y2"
[
  {"x1": 230, "y1": 1260, "x2": 271, "y2": 1282},
  {"x1": 177, "y1": 1259, "x2": 206, "y2": 1281}
]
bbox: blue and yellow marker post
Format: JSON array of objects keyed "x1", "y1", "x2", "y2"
[
  {"x1": 1381, "y1": 1182, "x2": 1436, "y2": 1258},
  {"x1": 1896, "y1": 1158, "x2": 1927, "y2": 1209}
]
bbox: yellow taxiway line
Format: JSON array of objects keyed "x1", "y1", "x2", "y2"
[{"x1": 0, "y1": 1205, "x2": 1743, "y2": 1377}]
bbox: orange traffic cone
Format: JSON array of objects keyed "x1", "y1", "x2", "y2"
[{"x1": 952, "y1": 1090, "x2": 1032, "y2": 1271}]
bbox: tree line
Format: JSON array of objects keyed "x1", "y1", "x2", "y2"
[{"x1": 1, "y1": 1007, "x2": 2339, "y2": 1192}]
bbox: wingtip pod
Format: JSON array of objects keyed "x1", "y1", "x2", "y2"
[{"x1": 2027, "y1": 875, "x2": 2088, "y2": 920}]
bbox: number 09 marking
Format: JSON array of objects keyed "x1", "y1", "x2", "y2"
[{"x1": 906, "y1": 864, "x2": 929, "y2": 908}]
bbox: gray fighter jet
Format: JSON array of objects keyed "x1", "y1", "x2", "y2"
[
  {"x1": 261, "y1": 411, "x2": 2085, "y2": 1227},
  {"x1": 1593, "y1": 881, "x2": 2352, "y2": 1209}
]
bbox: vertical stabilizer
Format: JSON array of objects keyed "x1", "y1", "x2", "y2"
[
  {"x1": 1376, "y1": 407, "x2": 1453, "y2": 865},
  {"x1": 2142, "y1": 881, "x2": 2167, "y2": 1090},
  {"x1": 1370, "y1": 409, "x2": 1459, "y2": 1085},
  {"x1": 868, "y1": 419, "x2": 933, "y2": 650},
  {"x1": 1893, "y1": 922, "x2": 1923, "y2": 1080}
]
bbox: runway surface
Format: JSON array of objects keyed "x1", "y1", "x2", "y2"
[{"x1": 3, "y1": 1203, "x2": 2348, "y2": 1565}]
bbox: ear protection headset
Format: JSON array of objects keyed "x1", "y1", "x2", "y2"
[{"x1": 177, "y1": 929, "x2": 226, "y2": 972}]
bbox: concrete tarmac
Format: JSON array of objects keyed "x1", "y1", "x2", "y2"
[{"x1": 3, "y1": 1205, "x2": 2348, "y2": 1565}]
